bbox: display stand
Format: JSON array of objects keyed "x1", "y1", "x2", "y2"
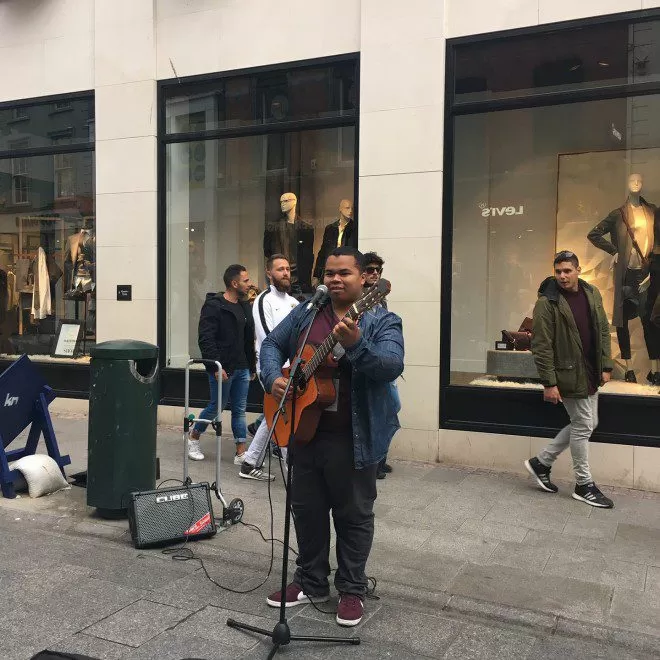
[{"x1": 0, "y1": 355, "x2": 70, "y2": 498}]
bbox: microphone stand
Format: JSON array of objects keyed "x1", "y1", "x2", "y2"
[{"x1": 227, "y1": 295, "x2": 359, "y2": 658}]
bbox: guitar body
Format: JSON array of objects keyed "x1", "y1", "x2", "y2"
[
  {"x1": 262, "y1": 278, "x2": 391, "y2": 446},
  {"x1": 263, "y1": 344, "x2": 337, "y2": 446}
]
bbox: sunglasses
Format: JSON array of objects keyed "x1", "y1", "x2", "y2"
[
  {"x1": 555, "y1": 250, "x2": 576, "y2": 260},
  {"x1": 365, "y1": 266, "x2": 382, "y2": 274}
]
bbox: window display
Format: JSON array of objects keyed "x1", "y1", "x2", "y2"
[
  {"x1": 0, "y1": 95, "x2": 95, "y2": 362},
  {"x1": 166, "y1": 128, "x2": 356, "y2": 368},
  {"x1": 450, "y1": 95, "x2": 660, "y2": 396}
]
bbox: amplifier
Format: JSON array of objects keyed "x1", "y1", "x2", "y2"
[{"x1": 127, "y1": 482, "x2": 217, "y2": 549}]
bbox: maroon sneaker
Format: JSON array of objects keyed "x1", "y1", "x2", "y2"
[
  {"x1": 336, "y1": 594, "x2": 364, "y2": 627},
  {"x1": 266, "y1": 582, "x2": 329, "y2": 608}
]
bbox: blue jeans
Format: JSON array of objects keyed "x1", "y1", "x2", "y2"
[{"x1": 193, "y1": 369, "x2": 249, "y2": 445}]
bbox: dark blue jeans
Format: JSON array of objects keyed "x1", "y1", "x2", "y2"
[{"x1": 193, "y1": 369, "x2": 249, "y2": 445}]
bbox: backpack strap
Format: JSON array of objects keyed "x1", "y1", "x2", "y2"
[{"x1": 258, "y1": 288, "x2": 271, "y2": 336}]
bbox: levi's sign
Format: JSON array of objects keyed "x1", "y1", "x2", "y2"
[{"x1": 479, "y1": 202, "x2": 524, "y2": 217}]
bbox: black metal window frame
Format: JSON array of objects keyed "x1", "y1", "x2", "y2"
[
  {"x1": 156, "y1": 54, "x2": 360, "y2": 409},
  {"x1": 0, "y1": 90, "x2": 95, "y2": 400},
  {"x1": 441, "y1": 9, "x2": 660, "y2": 447}
]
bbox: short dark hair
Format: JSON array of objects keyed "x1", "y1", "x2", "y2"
[
  {"x1": 327, "y1": 246, "x2": 365, "y2": 272},
  {"x1": 553, "y1": 250, "x2": 579, "y2": 269},
  {"x1": 363, "y1": 251, "x2": 384, "y2": 268},
  {"x1": 266, "y1": 253, "x2": 288, "y2": 271},
  {"x1": 223, "y1": 264, "x2": 246, "y2": 289}
]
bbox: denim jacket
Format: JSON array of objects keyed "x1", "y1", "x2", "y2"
[{"x1": 260, "y1": 303, "x2": 405, "y2": 469}]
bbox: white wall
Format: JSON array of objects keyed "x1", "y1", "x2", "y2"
[
  {"x1": 446, "y1": 0, "x2": 650, "y2": 38},
  {"x1": 155, "y1": 0, "x2": 361, "y2": 79},
  {"x1": 94, "y1": 0, "x2": 158, "y2": 345},
  {"x1": 359, "y1": 0, "x2": 444, "y2": 448},
  {"x1": 0, "y1": 0, "x2": 94, "y2": 102}
]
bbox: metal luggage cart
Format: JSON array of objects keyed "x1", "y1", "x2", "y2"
[{"x1": 183, "y1": 359, "x2": 244, "y2": 529}]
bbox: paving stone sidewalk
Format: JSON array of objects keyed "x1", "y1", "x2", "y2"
[{"x1": 0, "y1": 413, "x2": 659, "y2": 659}]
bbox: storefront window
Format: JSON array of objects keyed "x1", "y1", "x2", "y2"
[
  {"x1": 0, "y1": 95, "x2": 95, "y2": 363},
  {"x1": 454, "y1": 17, "x2": 660, "y2": 104},
  {"x1": 163, "y1": 59, "x2": 357, "y2": 369},
  {"x1": 450, "y1": 92, "x2": 660, "y2": 395},
  {"x1": 164, "y1": 62, "x2": 356, "y2": 134}
]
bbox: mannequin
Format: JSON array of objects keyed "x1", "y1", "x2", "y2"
[
  {"x1": 263, "y1": 192, "x2": 314, "y2": 293},
  {"x1": 313, "y1": 199, "x2": 357, "y2": 282},
  {"x1": 587, "y1": 174, "x2": 660, "y2": 383},
  {"x1": 64, "y1": 218, "x2": 95, "y2": 297}
]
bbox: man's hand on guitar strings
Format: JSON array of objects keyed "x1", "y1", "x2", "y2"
[{"x1": 333, "y1": 317, "x2": 361, "y2": 348}]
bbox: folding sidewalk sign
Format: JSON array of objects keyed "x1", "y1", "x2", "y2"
[{"x1": 0, "y1": 355, "x2": 70, "y2": 498}]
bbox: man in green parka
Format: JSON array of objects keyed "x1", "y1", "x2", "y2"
[{"x1": 524, "y1": 250, "x2": 615, "y2": 509}]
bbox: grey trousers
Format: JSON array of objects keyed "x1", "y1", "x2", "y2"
[{"x1": 538, "y1": 393, "x2": 597, "y2": 486}]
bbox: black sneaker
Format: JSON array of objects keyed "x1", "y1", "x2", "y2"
[
  {"x1": 572, "y1": 482, "x2": 614, "y2": 508},
  {"x1": 247, "y1": 422, "x2": 258, "y2": 437},
  {"x1": 239, "y1": 462, "x2": 275, "y2": 482},
  {"x1": 376, "y1": 470, "x2": 386, "y2": 480},
  {"x1": 381, "y1": 463, "x2": 393, "y2": 474},
  {"x1": 524, "y1": 457, "x2": 558, "y2": 493}
]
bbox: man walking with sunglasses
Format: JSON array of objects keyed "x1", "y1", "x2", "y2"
[{"x1": 524, "y1": 250, "x2": 614, "y2": 508}]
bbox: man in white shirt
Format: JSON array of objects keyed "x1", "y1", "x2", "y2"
[{"x1": 240, "y1": 254, "x2": 299, "y2": 480}]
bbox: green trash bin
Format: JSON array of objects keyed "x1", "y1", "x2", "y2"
[{"x1": 87, "y1": 340, "x2": 159, "y2": 518}]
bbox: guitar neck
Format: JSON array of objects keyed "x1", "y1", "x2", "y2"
[{"x1": 301, "y1": 303, "x2": 360, "y2": 381}]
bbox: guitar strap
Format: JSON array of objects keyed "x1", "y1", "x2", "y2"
[{"x1": 258, "y1": 289, "x2": 271, "y2": 336}]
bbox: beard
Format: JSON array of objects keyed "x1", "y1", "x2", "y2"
[{"x1": 273, "y1": 279, "x2": 291, "y2": 293}]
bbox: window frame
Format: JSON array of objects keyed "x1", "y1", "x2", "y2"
[
  {"x1": 0, "y1": 91, "x2": 95, "y2": 399},
  {"x1": 156, "y1": 54, "x2": 360, "y2": 409},
  {"x1": 441, "y1": 9, "x2": 660, "y2": 447}
]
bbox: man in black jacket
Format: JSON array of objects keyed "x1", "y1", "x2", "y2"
[{"x1": 189, "y1": 264, "x2": 257, "y2": 463}]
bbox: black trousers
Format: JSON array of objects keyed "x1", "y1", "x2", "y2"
[
  {"x1": 291, "y1": 431, "x2": 378, "y2": 597},
  {"x1": 616, "y1": 267, "x2": 660, "y2": 360}
]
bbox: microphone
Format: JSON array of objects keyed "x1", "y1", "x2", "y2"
[{"x1": 306, "y1": 284, "x2": 329, "y2": 310}]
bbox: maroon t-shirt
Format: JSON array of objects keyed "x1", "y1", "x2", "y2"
[
  {"x1": 300, "y1": 305, "x2": 353, "y2": 435},
  {"x1": 561, "y1": 285, "x2": 598, "y2": 395}
]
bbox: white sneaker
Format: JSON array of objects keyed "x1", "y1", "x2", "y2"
[
  {"x1": 233, "y1": 452, "x2": 246, "y2": 465},
  {"x1": 188, "y1": 439, "x2": 204, "y2": 461}
]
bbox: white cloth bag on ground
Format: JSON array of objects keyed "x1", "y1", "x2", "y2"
[{"x1": 8, "y1": 454, "x2": 70, "y2": 498}]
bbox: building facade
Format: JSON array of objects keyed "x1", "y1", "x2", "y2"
[{"x1": 1, "y1": 0, "x2": 660, "y2": 490}]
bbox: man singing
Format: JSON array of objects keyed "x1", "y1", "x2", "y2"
[{"x1": 260, "y1": 247, "x2": 404, "y2": 627}]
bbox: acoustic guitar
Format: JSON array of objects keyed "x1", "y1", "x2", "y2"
[{"x1": 263, "y1": 278, "x2": 391, "y2": 446}]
